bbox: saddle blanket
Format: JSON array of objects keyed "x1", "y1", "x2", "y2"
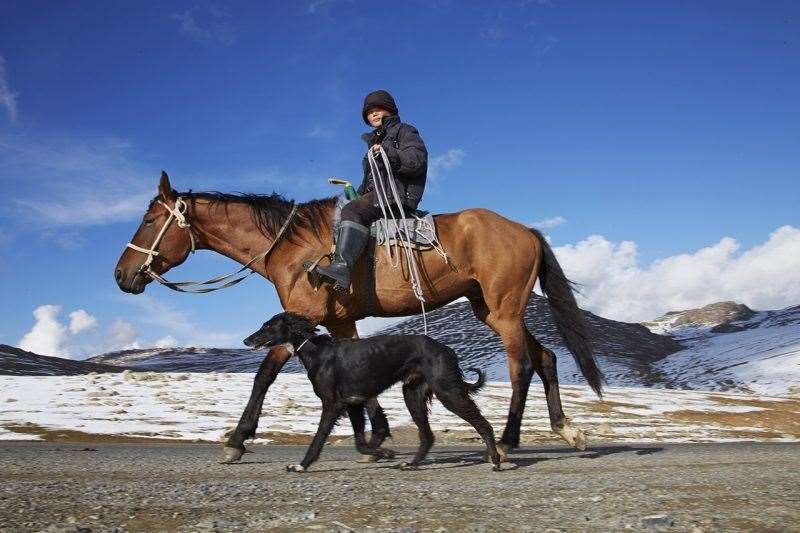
[{"x1": 372, "y1": 214, "x2": 438, "y2": 247}]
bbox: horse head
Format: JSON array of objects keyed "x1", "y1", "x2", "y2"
[{"x1": 114, "y1": 171, "x2": 195, "y2": 294}]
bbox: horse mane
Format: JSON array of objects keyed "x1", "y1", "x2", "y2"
[{"x1": 151, "y1": 191, "x2": 336, "y2": 244}]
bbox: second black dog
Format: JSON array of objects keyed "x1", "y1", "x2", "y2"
[{"x1": 243, "y1": 312, "x2": 503, "y2": 472}]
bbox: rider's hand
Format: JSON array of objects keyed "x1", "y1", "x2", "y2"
[{"x1": 371, "y1": 144, "x2": 382, "y2": 154}]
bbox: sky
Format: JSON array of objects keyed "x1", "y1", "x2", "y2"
[{"x1": 1, "y1": 1, "x2": 799, "y2": 358}]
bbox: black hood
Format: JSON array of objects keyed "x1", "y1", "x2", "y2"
[{"x1": 362, "y1": 90, "x2": 399, "y2": 125}]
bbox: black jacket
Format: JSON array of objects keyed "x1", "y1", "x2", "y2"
[{"x1": 357, "y1": 115, "x2": 427, "y2": 209}]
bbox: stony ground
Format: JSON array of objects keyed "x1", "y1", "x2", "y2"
[{"x1": 1, "y1": 441, "x2": 799, "y2": 532}]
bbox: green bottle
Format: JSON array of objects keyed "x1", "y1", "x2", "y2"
[{"x1": 328, "y1": 178, "x2": 359, "y2": 200}]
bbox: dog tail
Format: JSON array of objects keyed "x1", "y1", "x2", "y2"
[{"x1": 463, "y1": 367, "x2": 487, "y2": 394}]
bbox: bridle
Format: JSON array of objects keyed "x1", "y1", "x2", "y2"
[
  {"x1": 127, "y1": 197, "x2": 196, "y2": 275},
  {"x1": 126, "y1": 196, "x2": 298, "y2": 293}
]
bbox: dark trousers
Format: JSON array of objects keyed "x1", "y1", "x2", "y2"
[{"x1": 341, "y1": 190, "x2": 418, "y2": 227}]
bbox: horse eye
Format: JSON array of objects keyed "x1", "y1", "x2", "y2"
[{"x1": 143, "y1": 217, "x2": 155, "y2": 226}]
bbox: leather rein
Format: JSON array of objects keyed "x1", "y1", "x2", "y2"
[{"x1": 126, "y1": 197, "x2": 298, "y2": 293}]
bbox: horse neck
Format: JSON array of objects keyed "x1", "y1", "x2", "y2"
[{"x1": 188, "y1": 199, "x2": 332, "y2": 282}]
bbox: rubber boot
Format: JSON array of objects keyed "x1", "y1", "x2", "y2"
[{"x1": 316, "y1": 221, "x2": 370, "y2": 291}]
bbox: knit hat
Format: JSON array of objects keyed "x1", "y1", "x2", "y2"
[{"x1": 362, "y1": 90, "x2": 398, "y2": 126}]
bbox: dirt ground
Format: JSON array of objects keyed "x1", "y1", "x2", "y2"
[{"x1": 1, "y1": 441, "x2": 799, "y2": 532}]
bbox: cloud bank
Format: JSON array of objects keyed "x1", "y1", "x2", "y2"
[{"x1": 552, "y1": 225, "x2": 800, "y2": 322}]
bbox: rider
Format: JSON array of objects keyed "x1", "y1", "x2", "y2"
[{"x1": 317, "y1": 89, "x2": 428, "y2": 291}]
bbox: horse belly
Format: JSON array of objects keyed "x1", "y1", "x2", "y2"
[{"x1": 370, "y1": 245, "x2": 473, "y2": 315}]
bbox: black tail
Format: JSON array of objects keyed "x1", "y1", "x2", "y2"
[
  {"x1": 463, "y1": 367, "x2": 487, "y2": 394},
  {"x1": 530, "y1": 228, "x2": 604, "y2": 397}
]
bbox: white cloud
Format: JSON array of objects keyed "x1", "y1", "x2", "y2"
[
  {"x1": 172, "y1": 7, "x2": 236, "y2": 45},
  {"x1": 68, "y1": 310, "x2": 98, "y2": 334},
  {"x1": 154, "y1": 335, "x2": 178, "y2": 349},
  {"x1": 531, "y1": 215, "x2": 566, "y2": 229},
  {"x1": 0, "y1": 133, "x2": 155, "y2": 228},
  {"x1": 123, "y1": 294, "x2": 245, "y2": 347},
  {"x1": 0, "y1": 55, "x2": 18, "y2": 122},
  {"x1": 308, "y1": 0, "x2": 353, "y2": 14},
  {"x1": 428, "y1": 148, "x2": 465, "y2": 183},
  {"x1": 106, "y1": 318, "x2": 141, "y2": 351},
  {"x1": 18, "y1": 305, "x2": 70, "y2": 357},
  {"x1": 552, "y1": 225, "x2": 800, "y2": 322}
]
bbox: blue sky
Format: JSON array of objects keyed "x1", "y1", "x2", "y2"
[{"x1": 1, "y1": 1, "x2": 798, "y2": 357}]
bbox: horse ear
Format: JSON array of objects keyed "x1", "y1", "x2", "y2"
[{"x1": 158, "y1": 171, "x2": 176, "y2": 202}]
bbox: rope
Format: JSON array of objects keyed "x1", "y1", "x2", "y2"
[{"x1": 367, "y1": 147, "x2": 430, "y2": 334}]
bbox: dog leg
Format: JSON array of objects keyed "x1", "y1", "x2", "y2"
[
  {"x1": 435, "y1": 387, "x2": 503, "y2": 471},
  {"x1": 348, "y1": 406, "x2": 395, "y2": 462},
  {"x1": 401, "y1": 384, "x2": 434, "y2": 469},
  {"x1": 289, "y1": 405, "x2": 341, "y2": 472}
]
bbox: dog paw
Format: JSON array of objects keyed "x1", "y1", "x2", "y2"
[
  {"x1": 398, "y1": 462, "x2": 418, "y2": 471},
  {"x1": 286, "y1": 464, "x2": 306, "y2": 473}
]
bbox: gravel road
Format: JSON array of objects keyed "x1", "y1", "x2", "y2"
[{"x1": 1, "y1": 441, "x2": 798, "y2": 532}]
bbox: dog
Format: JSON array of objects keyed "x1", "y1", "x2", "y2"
[{"x1": 243, "y1": 312, "x2": 503, "y2": 472}]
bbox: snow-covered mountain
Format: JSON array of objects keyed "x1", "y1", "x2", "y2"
[
  {"x1": 379, "y1": 299, "x2": 800, "y2": 395},
  {"x1": 4, "y1": 298, "x2": 798, "y2": 395},
  {"x1": 644, "y1": 302, "x2": 800, "y2": 395},
  {"x1": 0, "y1": 344, "x2": 126, "y2": 376}
]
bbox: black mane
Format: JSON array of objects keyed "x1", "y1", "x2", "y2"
[{"x1": 153, "y1": 191, "x2": 336, "y2": 243}]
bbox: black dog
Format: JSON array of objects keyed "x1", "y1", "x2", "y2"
[{"x1": 243, "y1": 312, "x2": 502, "y2": 472}]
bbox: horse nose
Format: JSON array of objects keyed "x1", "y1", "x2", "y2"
[{"x1": 115, "y1": 268, "x2": 124, "y2": 284}]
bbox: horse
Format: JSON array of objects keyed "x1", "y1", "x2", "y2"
[{"x1": 114, "y1": 172, "x2": 603, "y2": 462}]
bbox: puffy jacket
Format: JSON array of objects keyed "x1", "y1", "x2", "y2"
[{"x1": 357, "y1": 115, "x2": 428, "y2": 209}]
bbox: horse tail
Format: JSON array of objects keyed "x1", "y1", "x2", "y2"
[
  {"x1": 530, "y1": 228, "x2": 604, "y2": 397},
  {"x1": 463, "y1": 367, "x2": 487, "y2": 394}
]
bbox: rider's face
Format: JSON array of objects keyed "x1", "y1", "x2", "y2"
[{"x1": 366, "y1": 107, "x2": 391, "y2": 127}]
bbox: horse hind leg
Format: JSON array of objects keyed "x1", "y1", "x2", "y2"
[
  {"x1": 526, "y1": 330, "x2": 587, "y2": 451},
  {"x1": 470, "y1": 298, "x2": 533, "y2": 461},
  {"x1": 327, "y1": 321, "x2": 395, "y2": 462}
]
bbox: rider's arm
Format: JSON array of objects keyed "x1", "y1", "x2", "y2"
[{"x1": 383, "y1": 124, "x2": 427, "y2": 177}]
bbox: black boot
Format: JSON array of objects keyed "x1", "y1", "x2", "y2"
[{"x1": 317, "y1": 221, "x2": 370, "y2": 291}]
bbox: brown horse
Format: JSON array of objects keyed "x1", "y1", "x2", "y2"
[{"x1": 115, "y1": 172, "x2": 603, "y2": 462}]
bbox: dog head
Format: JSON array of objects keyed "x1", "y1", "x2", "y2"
[{"x1": 243, "y1": 312, "x2": 318, "y2": 350}]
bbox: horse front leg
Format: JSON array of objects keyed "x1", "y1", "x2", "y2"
[
  {"x1": 326, "y1": 320, "x2": 395, "y2": 462},
  {"x1": 221, "y1": 345, "x2": 291, "y2": 463}
]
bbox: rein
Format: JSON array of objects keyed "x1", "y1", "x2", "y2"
[{"x1": 126, "y1": 197, "x2": 298, "y2": 294}]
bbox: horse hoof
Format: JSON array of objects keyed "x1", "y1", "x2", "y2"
[
  {"x1": 357, "y1": 454, "x2": 380, "y2": 463},
  {"x1": 554, "y1": 422, "x2": 587, "y2": 451},
  {"x1": 220, "y1": 446, "x2": 245, "y2": 464},
  {"x1": 398, "y1": 462, "x2": 418, "y2": 471},
  {"x1": 286, "y1": 464, "x2": 306, "y2": 473},
  {"x1": 492, "y1": 463, "x2": 502, "y2": 472},
  {"x1": 496, "y1": 443, "x2": 512, "y2": 463},
  {"x1": 378, "y1": 447, "x2": 396, "y2": 460}
]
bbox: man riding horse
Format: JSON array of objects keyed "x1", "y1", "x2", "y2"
[{"x1": 316, "y1": 89, "x2": 428, "y2": 291}]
